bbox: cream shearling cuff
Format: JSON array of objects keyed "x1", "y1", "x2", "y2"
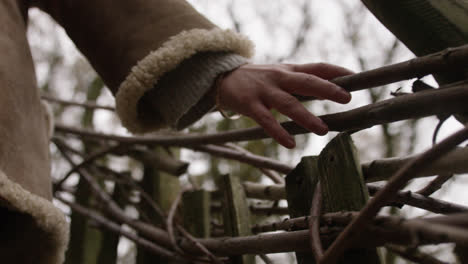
[
  {"x1": 151, "y1": 52, "x2": 248, "y2": 130},
  {"x1": 0, "y1": 170, "x2": 69, "y2": 264},
  {"x1": 116, "y1": 28, "x2": 255, "y2": 133}
]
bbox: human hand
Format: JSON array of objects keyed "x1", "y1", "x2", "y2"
[{"x1": 215, "y1": 63, "x2": 353, "y2": 148}]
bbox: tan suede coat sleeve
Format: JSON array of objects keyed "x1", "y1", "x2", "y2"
[{"x1": 33, "y1": 0, "x2": 254, "y2": 133}]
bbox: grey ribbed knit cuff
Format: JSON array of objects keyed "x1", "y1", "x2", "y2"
[{"x1": 139, "y1": 52, "x2": 247, "y2": 130}]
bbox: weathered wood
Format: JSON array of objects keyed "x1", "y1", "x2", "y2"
[
  {"x1": 137, "y1": 163, "x2": 180, "y2": 264},
  {"x1": 286, "y1": 133, "x2": 381, "y2": 264},
  {"x1": 285, "y1": 156, "x2": 320, "y2": 264},
  {"x1": 182, "y1": 190, "x2": 211, "y2": 238},
  {"x1": 220, "y1": 174, "x2": 255, "y2": 264},
  {"x1": 55, "y1": 82, "x2": 468, "y2": 146},
  {"x1": 317, "y1": 133, "x2": 381, "y2": 263},
  {"x1": 361, "y1": 0, "x2": 468, "y2": 85}
]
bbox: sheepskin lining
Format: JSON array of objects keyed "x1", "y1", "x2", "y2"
[
  {"x1": 0, "y1": 170, "x2": 69, "y2": 264},
  {"x1": 115, "y1": 28, "x2": 255, "y2": 133}
]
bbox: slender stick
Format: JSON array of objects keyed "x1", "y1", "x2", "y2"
[
  {"x1": 55, "y1": 83, "x2": 468, "y2": 146},
  {"x1": 100, "y1": 165, "x2": 224, "y2": 263},
  {"x1": 224, "y1": 143, "x2": 285, "y2": 183},
  {"x1": 54, "y1": 142, "x2": 177, "y2": 251},
  {"x1": 367, "y1": 185, "x2": 468, "y2": 215},
  {"x1": 195, "y1": 144, "x2": 468, "y2": 183},
  {"x1": 59, "y1": 143, "x2": 124, "y2": 185},
  {"x1": 41, "y1": 94, "x2": 115, "y2": 111},
  {"x1": 243, "y1": 182, "x2": 468, "y2": 215},
  {"x1": 386, "y1": 244, "x2": 449, "y2": 264},
  {"x1": 416, "y1": 173, "x2": 454, "y2": 196},
  {"x1": 310, "y1": 184, "x2": 324, "y2": 262},
  {"x1": 362, "y1": 147, "x2": 468, "y2": 182},
  {"x1": 191, "y1": 144, "x2": 468, "y2": 183},
  {"x1": 320, "y1": 127, "x2": 468, "y2": 264},
  {"x1": 57, "y1": 196, "x2": 186, "y2": 262},
  {"x1": 167, "y1": 191, "x2": 185, "y2": 255},
  {"x1": 177, "y1": 227, "x2": 224, "y2": 264},
  {"x1": 328, "y1": 45, "x2": 468, "y2": 94}
]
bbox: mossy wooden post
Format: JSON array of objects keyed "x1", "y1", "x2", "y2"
[
  {"x1": 318, "y1": 133, "x2": 381, "y2": 263},
  {"x1": 182, "y1": 190, "x2": 211, "y2": 238},
  {"x1": 220, "y1": 174, "x2": 255, "y2": 264},
  {"x1": 286, "y1": 133, "x2": 381, "y2": 264},
  {"x1": 137, "y1": 152, "x2": 180, "y2": 264},
  {"x1": 285, "y1": 156, "x2": 320, "y2": 264}
]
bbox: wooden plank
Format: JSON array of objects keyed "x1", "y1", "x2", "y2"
[
  {"x1": 285, "y1": 156, "x2": 320, "y2": 264},
  {"x1": 137, "y1": 164, "x2": 180, "y2": 264},
  {"x1": 221, "y1": 174, "x2": 255, "y2": 264},
  {"x1": 285, "y1": 133, "x2": 381, "y2": 264},
  {"x1": 317, "y1": 133, "x2": 381, "y2": 263},
  {"x1": 182, "y1": 190, "x2": 211, "y2": 238}
]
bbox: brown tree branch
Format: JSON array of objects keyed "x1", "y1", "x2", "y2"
[
  {"x1": 416, "y1": 173, "x2": 454, "y2": 196},
  {"x1": 94, "y1": 164, "x2": 223, "y2": 263},
  {"x1": 167, "y1": 191, "x2": 185, "y2": 256},
  {"x1": 362, "y1": 147, "x2": 468, "y2": 182},
  {"x1": 310, "y1": 184, "x2": 324, "y2": 262},
  {"x1": 195, "y1": 143, "x2": 291, "y2": 177},
  {"x1": 42, "y1": 94, "x2": 115, "y2": 111},
  {"x1": 55, "y1": 82, "x2": 468, "y2": 146},
  {"x1": 367, "y1": 185, "x2": 468, "y2": 215},
  {"x1": 329, "y1": 44, "x2": 468, "y2": 94},
  {"x1": 386, "y1": 244, "x2": 449, "y2": 264},
  {"x1": 243, "y1": 182, "x2": 468, "y2": 215},
  {"x1": 224, "y1": 143, "x2": 285, "y2": 184},
  {"x1": 57, "y1": 196, "x2": 186, "y2": 262}
]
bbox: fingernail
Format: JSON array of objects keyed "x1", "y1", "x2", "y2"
[
  {"x1": 317, "y1": 120, "x2": 329, "y2": 135},
  {"x1": 286, "y1": 138, "x2": 296, "y2": 149},
  {"x1": 336, "y1": 87, "x2": 351, "y2": 103}
]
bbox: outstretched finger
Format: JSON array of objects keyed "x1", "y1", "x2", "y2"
[
  {"x1": 264, "y1": 91, "x2": 329, "y2": 135},
  {"x1": 291, "y1": 63, "x2": 354, "y2": 80},
  {"x1": 247, "y1": 103, "x2": 296, "y2": 149},
  {"x1": 280, "y1": 72, "x2": 351, "y2": 104}
]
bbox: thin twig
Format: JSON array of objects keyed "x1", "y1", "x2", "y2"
[
  {"x1": 243, "y1": 182, "x2": 468, "y2": 215},
  {"x1": 416, "y1": 173, "x2": 454, "y2": 196},
  {"x1": 177, "y1": 227, "x2": 225, "y2": 264},
  {"x1": 54, "y1": 141, "x2": 179, "y2": 252},
  {"x1": 386, "y1": 244, "x2": 449, "y2": 264},
  {"x1": 193, "y1": 144, "x2": 293, "y2": 175},
  {"x1": 223, "y1": 143, "x2": 286, "y2": 184},
  {"x1": 41, "y1": 94, "x2": 115, "y2": 111},
  {"x1": 310, "y1": 184, "x2": 324, "y2": 262},
  {"x1": 367, "y1": 185, "x2": 468, "y2": 215},
  {"x1": 93, "y1": 164, "x2": 223, "y2": 263},
  {"x1": 55, "y1": 82, "x2": 468, "y2": 146},
  {"x1": 57, "y1": 142, "x2": 124, "y2": 189},
  {"x1": 167, "y1": 191, "x2": 185, "y2": 255},
  {"x1": 321, "y1": 127, "x2": 468, "y2": 264},
  {"x1": 57, "y1": 196, "x2": 186, "y2": 262},
  {"x1": 363, "y1": 146, "x2": 468, "y2": 182}
]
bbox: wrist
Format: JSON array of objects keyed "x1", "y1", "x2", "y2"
[{"x1": 213, "y1": 66, "x2": 246, "y2": 119}]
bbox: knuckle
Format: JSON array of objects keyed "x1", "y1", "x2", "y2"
[
  {"x1": 255, "y1": 111, "x2": 275, "y2": 124},
  {"x1": 277, "y1": 96, "x2": 298, "y2": 109},
  {"x1": 302, "y1": 74, "x2": 318, "y2": 84},
  {"x1": 267, "y1": 67, "x2": 289, "y2": 81},
  {"x1": 314, "y1": 62, "x2": 331, "y2": 69}
]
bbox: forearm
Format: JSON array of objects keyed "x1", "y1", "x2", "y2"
[{"x1": 33, "y1": 0, "x2": 254, "y2": 133}]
